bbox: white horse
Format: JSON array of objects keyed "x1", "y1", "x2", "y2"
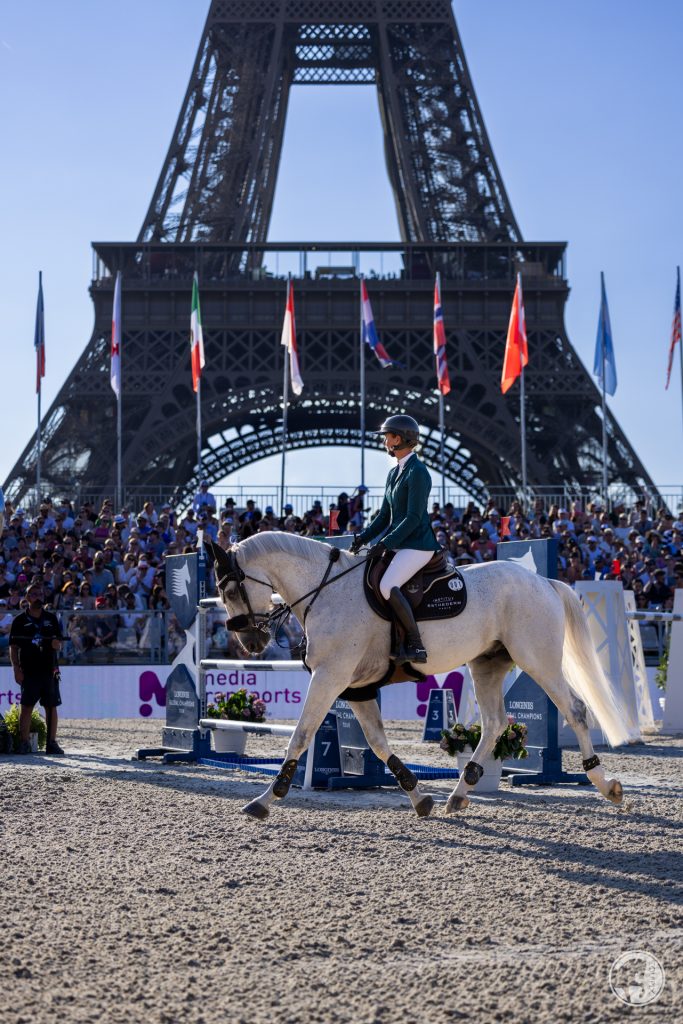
[{"x1": 205, "y1": 533, "x2": 628, "y2": 820}]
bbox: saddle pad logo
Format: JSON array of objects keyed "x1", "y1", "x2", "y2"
[{"x1": 448, "y1": 577, "x2": 464, "y2": 591}]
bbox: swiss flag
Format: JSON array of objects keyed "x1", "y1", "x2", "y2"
[{"x1": 501, "y1": 273, "x2": 528, "y2": 394}]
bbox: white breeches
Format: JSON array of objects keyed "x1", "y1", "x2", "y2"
[{"x1": 380, "y1": 548, "x2": 435, "y2": 600}]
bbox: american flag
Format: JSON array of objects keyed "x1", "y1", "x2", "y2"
[
  {"x1": 34, "y1": 271, "x2": 45, "y2": 394},
  {"x1": 433, "y1": 272, "x2": 451, "y2": 395},
  {"x1": 666, "y1": 266, "x2": 681, "y2": 390}
]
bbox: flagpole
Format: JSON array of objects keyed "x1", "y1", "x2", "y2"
[
  {"x1": 36, "y1": 270, "x2": 42, "y2": 503},
  {"x1": 117, "y1": 275, "x2": 123, "y2": 509},
  {"x1": 438, "y1": 390, "x2": 446, "y2": 509},
  {"x1": 600, "y1": 271, "x2": 609, "y2": 507},
  {"x1": 117, "y1": 383, "x2": 122, "y2": 510},
  {"x1": 360, "y1": 275, "x2": 366, "y2": 488},
  {"x1": 517, "y1": 273, "x2": 528, "y2": 502},
  {"x1": 196, "y1": 378, "x2": 202, "y2": 481},
  {"x1": 435, "y1": 271, "x2": 447, "y2": 508},
  {"x1": 678, "y1": 266, "x2": 683, "y2": 441},
  {"x1": 281, "y1": 276, "x2": 290, "y2": 512},
  {"x1": 520, "y1": 366, "x2": 527, "y2": 501},
  {"x1": 601, "y1": 363, "x2": 608, "y2": 507}
]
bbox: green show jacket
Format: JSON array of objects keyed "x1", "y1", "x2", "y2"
[{"x1": 358, "y1": 455, "x2": 440, "y2": 552}]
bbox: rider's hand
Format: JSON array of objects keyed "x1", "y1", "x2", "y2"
[{"x1": 350, "y1": 536, "x2": 364, "y2": 554}]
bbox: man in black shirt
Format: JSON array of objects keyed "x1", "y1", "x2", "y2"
[{"x1": 9, "y1": 582, "x2": 65, "y2": 755}]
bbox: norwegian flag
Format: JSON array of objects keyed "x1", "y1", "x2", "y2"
[
  {"x1": 433, "y1": 272, "x2": 451, "y2": 395},
  {"x1": 281, "y1": 278, "x2": 303, "y2": 395},
  {"x1": 34, "y1": 271, "x2": 45, "y2": 394},
  {"x1": 361, "y1": 278, "x2": 397, "y2": 367},
  {"x1": 501, "y1": 273, "x2": 528, "y2": 394},
  {"x1": 666, "y1": 266, "x2": 681, "y2": 390},
  {"x1": 111, "y1": 271, "x2": 122, "y2": 398}
]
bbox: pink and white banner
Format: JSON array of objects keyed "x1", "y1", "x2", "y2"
[{"x1": 0, "y1": 665, "x2": 473, "y2": 722}]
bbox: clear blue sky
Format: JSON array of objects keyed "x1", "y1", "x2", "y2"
[{"x1": 1, "y1": 1, "x2": 682, "y2": 497}]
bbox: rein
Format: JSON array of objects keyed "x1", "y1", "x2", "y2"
[{"x1": 214, "y1": 544, "x2": 367, "y2": 637}]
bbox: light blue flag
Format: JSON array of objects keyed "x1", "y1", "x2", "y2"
[{"x1": 593, "y1": 271, "x2": 617, "y2": 396}]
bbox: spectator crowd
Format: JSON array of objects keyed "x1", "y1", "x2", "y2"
[{"x1": 1, "y1": 483, "x2": 682, "y2": 661}]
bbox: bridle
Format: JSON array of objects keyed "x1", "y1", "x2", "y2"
[
  {"x1": 213, "y1": 547, "x2": 276, "y2": 638},
  {"x1": 213, "y1": 544, "x2": 366, "y2": 641}
]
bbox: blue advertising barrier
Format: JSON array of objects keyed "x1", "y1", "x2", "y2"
[{"x1": 497, "y1": 539, "x2": 588, "y2": 787}]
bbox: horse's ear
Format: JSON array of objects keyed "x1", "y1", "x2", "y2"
[
  {"x1": 205, "y1": 538, "x2": 232, "y2": 573},
  {"x1": 203, "y1": 537, "x2": 216, "y2": 564}
]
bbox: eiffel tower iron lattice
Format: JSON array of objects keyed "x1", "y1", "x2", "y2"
[{"x1": 5, "y1": 0, "x2": 656, "y2": 509}]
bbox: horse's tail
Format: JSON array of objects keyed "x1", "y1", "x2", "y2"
[{"x1": 548, "y1": 579, "x2": 631, "y2": 747}]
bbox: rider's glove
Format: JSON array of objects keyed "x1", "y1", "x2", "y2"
[{"x1": 350, "y1": 536, "x2": 364, "y2": 555}]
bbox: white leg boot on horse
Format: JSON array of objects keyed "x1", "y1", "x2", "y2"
[
  {"x1": 445, "y1": 648, "x2": 511, "y2": 813},
  {"x1": 348, "y1": 699, "x2": 435, "y2": 817},
  {"x1": 242, "y1": 668, "x2": 347, "y2": 820}
]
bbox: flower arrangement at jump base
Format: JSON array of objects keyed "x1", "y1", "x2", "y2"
[
  {"x1": 1, "y1": 706, "x2": 48, "y2": 753},
  {"x1": 206, "y1": 689, "x2": 267, "y2": 722},
  {"x1": 439, "y1": 717, "x2": 529, "y2": 761}
]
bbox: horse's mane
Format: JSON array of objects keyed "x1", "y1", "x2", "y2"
[{"x1": 237, "y1": 531, "x2": 352, "y2": 564}]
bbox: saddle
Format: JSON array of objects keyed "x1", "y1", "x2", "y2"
[
  {"x1": 335, "y1": 550, "x2": 469, "y2": 701},
  {"x1": 363, "y1": 549, "x2": 468, "y2": 624}
]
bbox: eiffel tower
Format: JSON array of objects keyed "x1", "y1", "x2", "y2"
[{"x1": 4, "y1": 0, "x2": 655, "y2": 507}]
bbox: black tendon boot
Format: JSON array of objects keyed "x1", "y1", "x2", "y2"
[{"x1": 388, "y1": 587, "x2": 428, "y2": 663}]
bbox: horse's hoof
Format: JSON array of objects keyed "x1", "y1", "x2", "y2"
[
  {"x1": 414, "y1": 795, "x2": 434, "y2": 818},
  {"x1": 242, "y1": 800, "x2": 269, "y2": 820},
  {"x1": 445, "y1": 794, "x2": 470, "y2": 814},
  {"x1": 606, "y1": 780, "x2": 623, "y2": 805}
]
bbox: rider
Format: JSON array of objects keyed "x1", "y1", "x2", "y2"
[{"x1": 350, "y1": 414, "x2": 439, "y2": 664}]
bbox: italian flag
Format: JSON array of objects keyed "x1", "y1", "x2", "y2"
[{"x1": 190, "y1": 271, "x2": 205, "y2": 393}]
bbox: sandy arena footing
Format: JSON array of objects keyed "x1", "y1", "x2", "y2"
[{"x1": 0, "y1": 719, "x2": 681, "y2": 1024}]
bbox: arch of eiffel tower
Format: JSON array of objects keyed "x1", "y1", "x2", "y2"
[{"x1": 5, "y1": 0, "x2": 655, "y2": 508}]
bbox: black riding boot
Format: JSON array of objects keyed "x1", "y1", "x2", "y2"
[{"x1": 388, "y1": 587, "x2": 428, "y2": 663}]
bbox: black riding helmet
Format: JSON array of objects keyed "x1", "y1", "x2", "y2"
[{"x1": 375, "y1": 414, "x2": 420, "y2": 448}]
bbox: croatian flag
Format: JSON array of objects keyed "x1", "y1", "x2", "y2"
[
  {"x1": 190, "y1": 271, "x2": 205, "y2": 393},
  {"x1": 361, "y1": 278, "x2": 396, "y2": 367},
  {"x1": 593, "y1": 271, "x2": 617, "y2": 396},
  {"x1": 111, "y1": 271, "x2": 122, "y2": 399},
  {"x1": 501, "y1": 273, "x2": 528, "y2": 394},
  {"x1": 34, "y1": 271, "x2": 45, "y2": 394},
  {"x1": 666, "y1": 266, "x2": 681, "y2": 390},
  {"x1": 433, "y1": 272, "x2": 451, "y2": 395},
  {"x1": 281, "y1": 278, "x2": 303, "y2": 395}
]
